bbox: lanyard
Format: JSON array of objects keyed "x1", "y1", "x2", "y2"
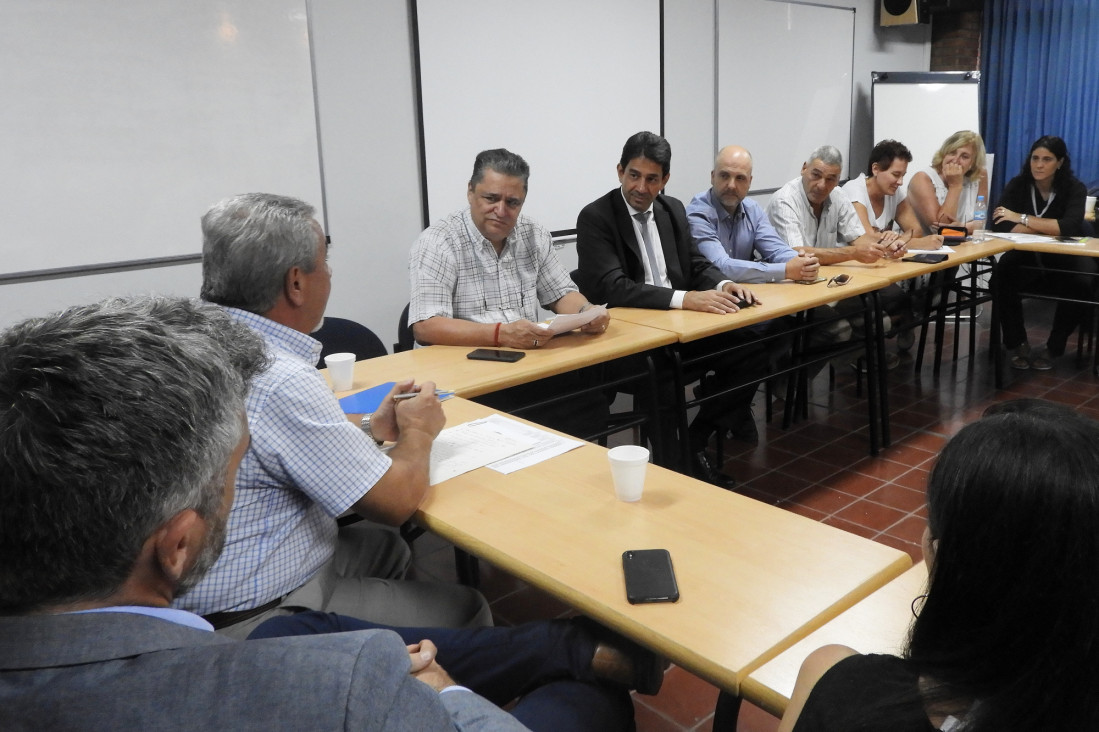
[{"x1": 1030, "y1": 185, "x2": 1055, "y2": 217}]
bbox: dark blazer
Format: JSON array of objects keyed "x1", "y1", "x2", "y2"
[
  {"x1": 0, "y1": 612, "x2": 527, "y2": 731},
  {"x1": 575, "y1": 189, "x2": 726, "y2": 309}
]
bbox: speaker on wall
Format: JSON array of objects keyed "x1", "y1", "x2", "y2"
[{"x1": 881, "y1": 0, "x2": 923, "y2": 26}]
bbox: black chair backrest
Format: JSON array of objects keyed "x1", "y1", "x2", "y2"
[
  {"x1": 395, "y1": 303, "x2": 414, "y2": 353},
  {"x1": 313, "y1": 316, "x2": 387, "y2": 368}
]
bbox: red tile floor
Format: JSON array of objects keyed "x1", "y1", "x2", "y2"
[{"x1": 408, "y1": 305, "x2": 1099, "y2": 731}]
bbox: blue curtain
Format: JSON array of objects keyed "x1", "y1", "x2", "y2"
[{"x1": 981, "y1": 0, "x2": 1099, "y2": 202}]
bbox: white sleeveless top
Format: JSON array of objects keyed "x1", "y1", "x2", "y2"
[
  {"x1": 841, "y1": 176, "x2": 906, "y2": 231},
  {"x1": 921, "y1": 166, "x2": 979, "y2": 224}
]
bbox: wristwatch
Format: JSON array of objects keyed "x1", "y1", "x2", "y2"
[
  {"x1": 359, "y1": 413, "x2": 383, "y2": 445},
  {"x1": 1021, "y1": 214, "x2": 1029, "y2": 228}
]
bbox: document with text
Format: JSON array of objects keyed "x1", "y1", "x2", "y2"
[{"x1": 427, "y1": 414, "x2": 584, "y2": 484}]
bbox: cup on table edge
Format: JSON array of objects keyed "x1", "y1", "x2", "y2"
[
  {"x1": 607, "y1": 445, "x2": 650, "y2": 502},
  {"x1": 324, "y1": 352, "x2": 356, "y2": 392},
  {"x1": 1086, "y1": 195, "x2": 1096, "y2": 220}
]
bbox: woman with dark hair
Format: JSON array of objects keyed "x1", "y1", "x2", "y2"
[
  {"x1": 990, "y1": 135, "x2": 1090, "y2": 370},
  {"x1": 842, "y1": 139, "x2": 944, "y2": 251},
  {"x1": 778, "y1": 406, "x2": 1099, "y2": 732}
]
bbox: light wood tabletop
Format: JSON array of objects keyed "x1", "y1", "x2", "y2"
[
  {"x1": 419, "y1": 397, "x2": 913, "y2": 695},
  {"x1": 1009, "y1": 236, "x2": 1099, "y2": 257},
  {"x1": 609, "y1": 277, "x2": 890, "y2": 344},
  {"x1": 819, "y1": 237, "x2": 1013, "y2": 285},
  {"x1": 740, "y1": 563, "x2": 928, "y2": 717},
  {"x1": 329, "y1": 318, "x2": 677, "y2": 398}
]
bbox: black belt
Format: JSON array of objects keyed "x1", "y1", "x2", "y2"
[{"x1": 203, "y1": 596, "x2": 284, "y2": 630}]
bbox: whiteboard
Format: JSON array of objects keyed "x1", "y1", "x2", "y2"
[
  {"x1": 415, "y1": 0, "x2": 662, "y2": 234},
  {"x1": 717, "y1": 1, "x2": 855, "y2": 191},
  {"x1": 872, "y1": 71, "x2": 980, "y2": 173},
  {"x1": 0, "y1": 0, "x2": 323, "y2": 277}
]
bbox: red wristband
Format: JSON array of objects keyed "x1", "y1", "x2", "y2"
[{"x1": 493, "y1": 322, "x2": 501, "y2": 347}]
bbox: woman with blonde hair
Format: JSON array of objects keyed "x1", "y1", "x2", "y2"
[{"x1": 907, "y1": 130, "x2": 989, "y2": 234}]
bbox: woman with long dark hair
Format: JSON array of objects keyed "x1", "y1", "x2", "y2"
[
  {"x1": 778, "y1": 404, "x2": 1099, "y2": 731},
  {"x1": 990, "y1": 135, "x2": 1089, "y2": 370}
]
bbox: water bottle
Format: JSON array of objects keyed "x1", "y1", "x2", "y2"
[{"x1": 972, "y1": 195, "x2": 987, "y2": 241}]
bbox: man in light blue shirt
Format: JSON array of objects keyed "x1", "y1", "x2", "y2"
[
  {"x1": 687, "y1": 146, "x2": 820, "y2": 283},
  {"x1": 177, "y1": 193, "x2": 490, "y2": 637}
]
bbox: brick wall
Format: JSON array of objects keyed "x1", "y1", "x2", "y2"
[{"x1": 930, "y1": 10, "x2": 982, "y2": 71}]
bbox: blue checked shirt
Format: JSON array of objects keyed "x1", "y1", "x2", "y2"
[{"x1": 174, "y1": 308, "x2": 391, "y2": 615}]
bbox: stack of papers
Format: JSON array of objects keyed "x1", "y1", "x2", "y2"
[
  {"x1": 428, "y1": 414, "x2": 585, "y2": 485},
  {"x1": 536, "y1": 304, "x2": 608, "y2": 335}
]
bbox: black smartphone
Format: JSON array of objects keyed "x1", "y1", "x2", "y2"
[
  {"x1": 902, "y1": 253, "x2": 949, "y2": 264},
  {"x1": 622, "y1": 549, "x2": 680, "y2": 604},
  {"x1": 467, "y1": 348, "x2": 525, "y2": 363}
]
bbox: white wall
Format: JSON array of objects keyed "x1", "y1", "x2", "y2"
[{"x1": 1, "y1": 0, "x2": 929, "y2": 337}]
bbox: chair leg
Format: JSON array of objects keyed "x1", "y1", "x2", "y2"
[
  {"x1": 711, "y1": 691, "x2": 742, "y2": 732},
  {"x1": 454, "y1": 548, "x2": 480, "y2": 587}
]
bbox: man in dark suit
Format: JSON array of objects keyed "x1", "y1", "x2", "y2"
[
  {"x1": 0, "y1": 295, "x2": 642, "y2": 731},
  {"x1": 575, "y1": 131, "x2": 764, "y2": 488}
]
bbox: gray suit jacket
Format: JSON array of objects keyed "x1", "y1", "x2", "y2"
[{"x1": 0, "y1": 612, "x2": 529, "y2": 731}]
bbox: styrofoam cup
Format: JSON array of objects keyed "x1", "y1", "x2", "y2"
[
  {"x1": 324, "y1": 352, "x2": 356, "y2": 391},
  {"x1": 608, "y1": 445, "x2": 650, "y2": 502},
  {"x1": 1086, "y1": 195, "x2": 1096, "y2": 218}
]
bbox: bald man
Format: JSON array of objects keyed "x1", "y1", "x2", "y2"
[{"x1": 687, "y1": 146, "x2": 820, "y2": 283}]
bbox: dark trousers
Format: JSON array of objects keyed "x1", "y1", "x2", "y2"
[
  {"x1": 993, "y1": 250, "x2": 1099, "y2": 354},
  {"x1": 249, "y1": 612, "x2": 634, "y2": 732}
]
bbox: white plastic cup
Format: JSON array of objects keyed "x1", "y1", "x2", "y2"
[
  {"x1": 1086, "y1": 195, "x2": 1096, "y2": 220},
  {"x1": 608, "y1": 445, "x2": 650, "y2": 502},
  {"x1": 324, "y1": 352, "x2": 356, "y2": 391}
]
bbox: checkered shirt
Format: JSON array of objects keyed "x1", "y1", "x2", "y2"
[
  {"x1": 408, "y1": 207, "x2": 576, "y2": 326},
  {"x1": 173, "y1": 307, "x2": 391, "y2": 615}
]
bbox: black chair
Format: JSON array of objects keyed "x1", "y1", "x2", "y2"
[
  {"x1": 312, "y1": 316, "x2": 387, "y2": 367},
  {"x1": 312, "y1": 318, "x2": 387, "y2": 529},
  {"x1": 394, "y1": 303, "x2": 414, "y2": 353}
]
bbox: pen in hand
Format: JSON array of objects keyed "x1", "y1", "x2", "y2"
[{"x1": 393, "y1": 389, "x2": 453, "y2": 401}]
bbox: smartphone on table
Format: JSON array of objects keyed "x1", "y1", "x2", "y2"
[
  {"x1": 622, "y1": 549, "x2": 680, "y2": 604},
  {"x1": 467, "y1": 348, "x2": 525, "y2": 363}
]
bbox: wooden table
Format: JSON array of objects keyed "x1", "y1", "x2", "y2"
[
  {"x1": 420, "y1": 397, "x2": 913, "y2": 695},
  {"x1": 1009, "y1": 236, "x2": 1099, "y2": 257},
  {"x1": 330, "y1": 318, "x2": 678, "y2": 399},
  {"x1": 740, "y1": 563, "x2": 928, "y2": 717},
  {"x1": 610, "y1": 277, "x2": 890, "y2": 343}
]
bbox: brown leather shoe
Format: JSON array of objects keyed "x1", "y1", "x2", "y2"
[{"x1": 576, "y1": 617, "x2": 669, "y2": 695}]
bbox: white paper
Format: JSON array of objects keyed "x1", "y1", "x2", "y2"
[
  {"x1": 986, "y1": 232, "x2": 1060, "y2": 244},
  {"x1": 536, "y1": 304, "x2": 608, "y2": 335},
  {"x1": 468, "y1": 413, "x2": 586, "y2": 474},
  {"x1": 427, "y1": 420, "x2": 536, "y2": 485}
]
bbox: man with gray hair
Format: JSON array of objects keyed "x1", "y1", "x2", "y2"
[
  {"x1": 182, "y1": 192, "x2": 490, "y2": 637},
  {"x1": 765, "y1": 145, "x2": 888, "y2": 264},
  {"x1": 0, "y1": 296, "x2": 639, "y2": 729},
  {"x1": 409, "y1": 148, "x2": 610, "y2": 438},
  {"x1": 766, "y1": 146, "x2": 907, "y2": 366}
]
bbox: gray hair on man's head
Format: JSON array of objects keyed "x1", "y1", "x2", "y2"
[
  {"x1": 806, "y1": 145, "x2": 843, "y2": 169},
  {"x1": 0, "y1": 295, "x2": 269, "y2": 613},
  {"x1": 469, "y1": 148, "x2": 531, "y2": 192},
  {"x1": 200, "y1": 192, "x2": 320, "y2": 314}
]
